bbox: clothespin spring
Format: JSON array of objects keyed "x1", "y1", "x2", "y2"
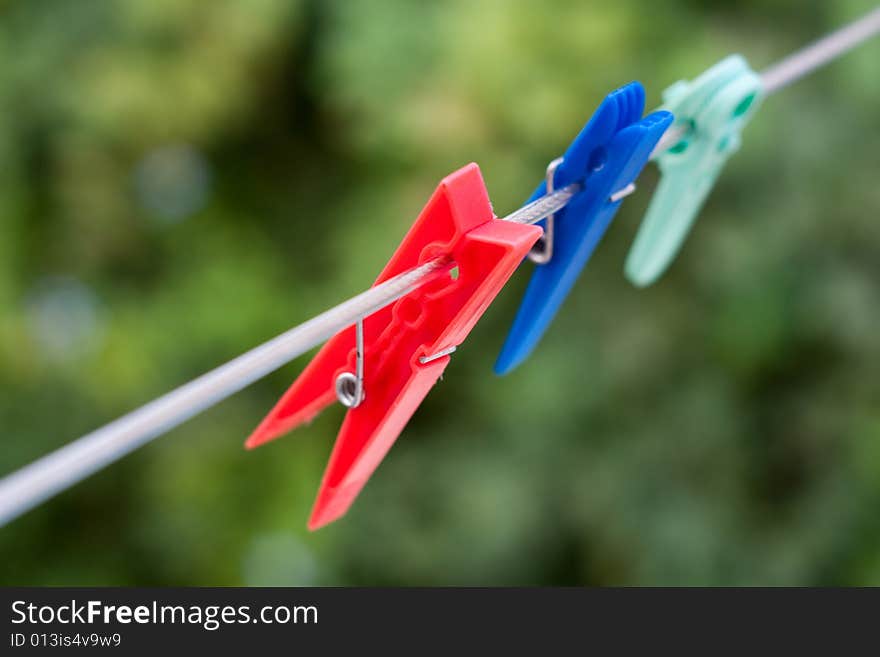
[
  {"x1": 335, "y1": 318, "x2": 366, "y2": 408},
  {"x1": 528, "y1": 157, "x2": 565, "y2": 264}
]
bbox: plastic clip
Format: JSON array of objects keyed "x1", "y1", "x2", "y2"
[
  {"x1": 625, "y1": 55, "x2": 764, "y2": 287},
  {"x1": 246, "y1": 164, "x2": 541, "y2": 529},
  {"x1": 494, "y1": 82, "x2": 672, "y2": 374}
]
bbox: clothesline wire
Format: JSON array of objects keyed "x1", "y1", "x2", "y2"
[
  {"x1": 761, "y1": 6, "x2": 880, "y2": 94},
  {"x1": 652, "y1": 6, "x2": 880, "y2": 155},
  {"x1": 1, "y1": 6, "x2": 878, "y2": 528}
]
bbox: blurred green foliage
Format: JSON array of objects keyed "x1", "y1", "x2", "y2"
[{"x1": 1, "y1": 0, "x2": 879, "y2": 585}]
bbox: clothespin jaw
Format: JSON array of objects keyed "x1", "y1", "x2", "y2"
[
  {"x1": 625, "y1": 55, "x2": 764, "y2": 287},
  {"x1": 246, "y1": 163, "x2": 541, "y2": 529},
  {"x1": 494, "y1": 82, "x2": 673, "y2": 375}
]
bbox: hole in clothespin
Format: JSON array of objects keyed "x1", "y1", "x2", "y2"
[
  {"x1": 396, "y1": 296, "x2": 422, "y2": 325},
  {"x1": 669, "y1": 119, "x2": 696, "y2": 154},
  {"x1": 588, "y1": 147, "x2": 607, "y2": 172},
  {"x1": 449, "y1": 265, "x2": 460, "y2": 280},
  {"x1": 733, "y1": 93, "x2": 757, "y2": 118}
]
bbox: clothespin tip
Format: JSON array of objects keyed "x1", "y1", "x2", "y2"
[{"x1": 307, "y1": 488, "x2": 353, "y2": 530}]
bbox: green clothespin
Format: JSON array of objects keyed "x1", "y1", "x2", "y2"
[{"x1": 625, "y1": 55, "x2": 764, "y2": 287}]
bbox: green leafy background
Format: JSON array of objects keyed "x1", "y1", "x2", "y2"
[{"x1": 1, "y1": 0, "x2": 879, "y2": 585}]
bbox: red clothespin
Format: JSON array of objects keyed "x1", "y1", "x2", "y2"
[{"x1": 246, "y1": 163, "x2": 542, "y2": 529}]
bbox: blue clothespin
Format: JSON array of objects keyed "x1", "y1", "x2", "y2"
[{"x1": 494, "y1": 82, "x2": 673, "y2": 375}]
